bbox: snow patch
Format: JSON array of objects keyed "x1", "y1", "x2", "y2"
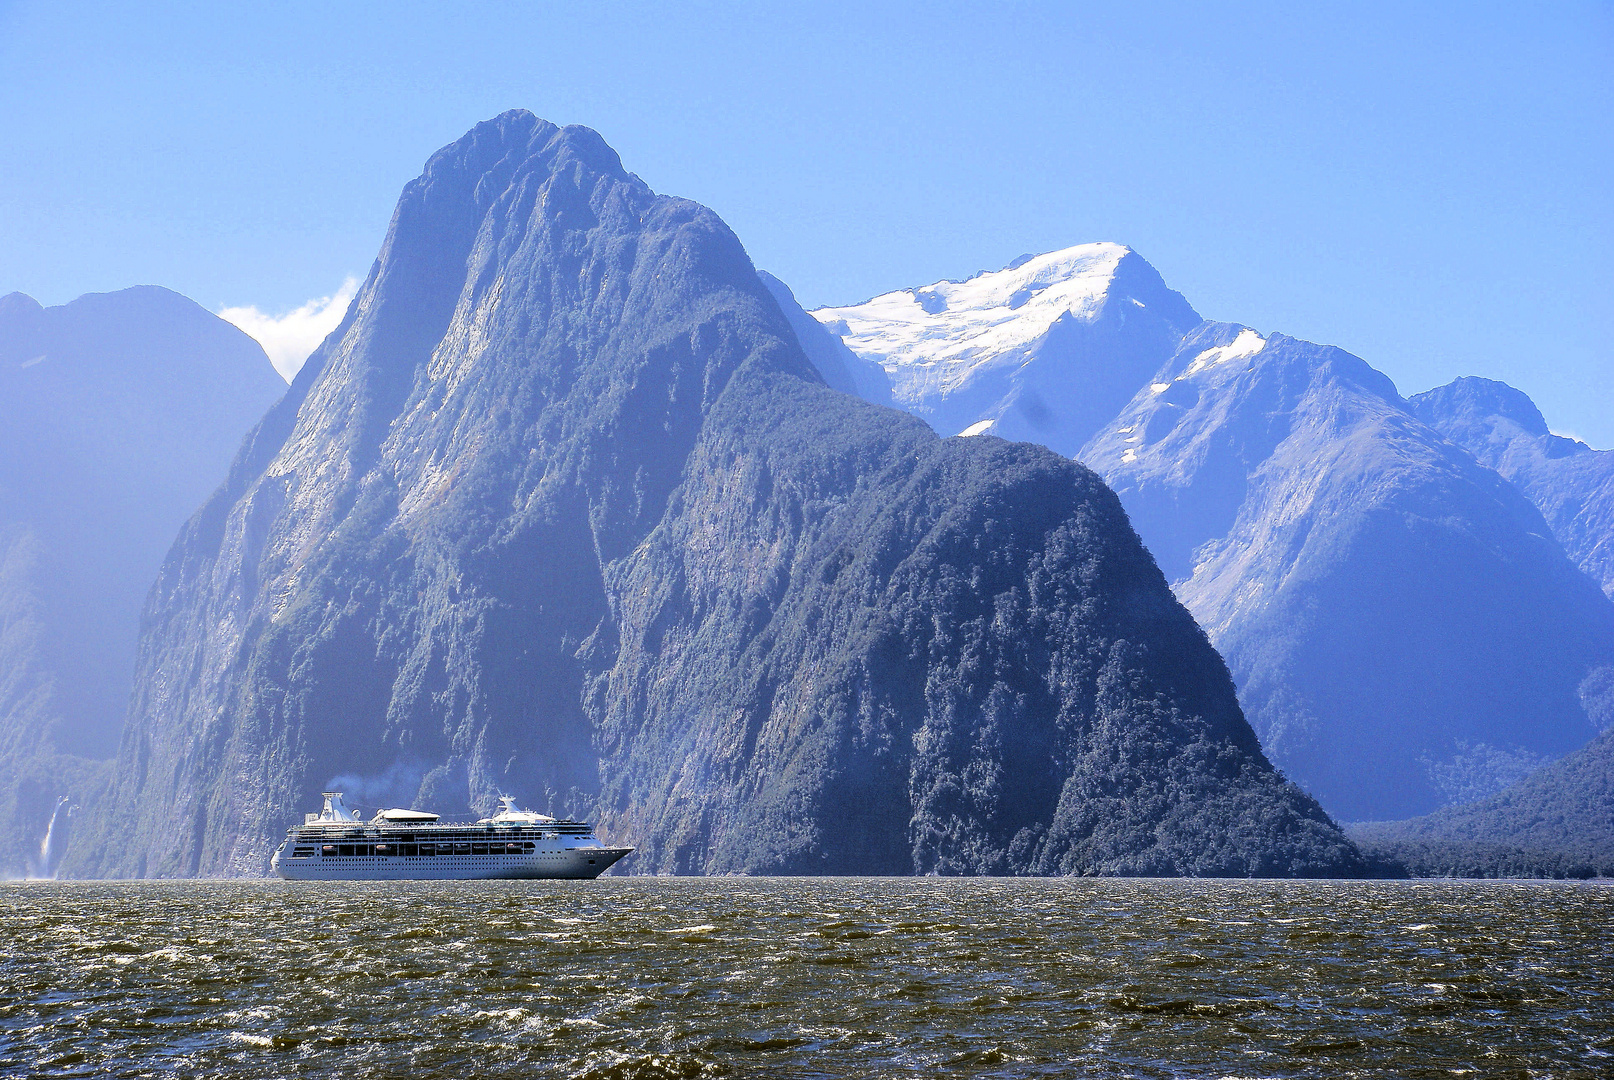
[
  {"x1": 1121, "y1": 448, "x2": 1139, "y2": 463},
  {"x1": 1150, "y1": 382, "x2": 1171, "y2": 394},
  {"x1": 1182, "y1": 328, "x2": 1265, "y2": 378},
  {"x1": 810, "y1": 242, "x2": 1131, "y2": 403},
  {"x1": 957, "y1": 418, "x2": 996, "y2": 437}
]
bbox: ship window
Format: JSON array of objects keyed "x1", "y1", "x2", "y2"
[
  {"x1": 401, "y1": 844, "x2": 418, "y2": 857},
  {"x1": 472, "y1": 843, "x2": 488, "y2": 855},
  {"x1": 338, "y1": 845, "x2": 354, "y2": 857},
  {"x1": 455, "y1": 843, "x2": 471, "y2": 855},
  {"x1": 522, "y1": 842, "x2": 535, "y2": 853},
  {"x1": 418, "y1": 843, "x2": 435, "y2": 857}
]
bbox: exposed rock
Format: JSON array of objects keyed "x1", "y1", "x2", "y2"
[
  {"x1": 67, "y1": 113, "x2": 1361, "y2": 878},
  {"x1": 757, "y1": 271, "x2": 891, "y2": 404}
]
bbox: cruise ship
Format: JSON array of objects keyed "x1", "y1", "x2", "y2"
[{"x1": 269, "y1": 792, "x2": 632, "y2": 880}]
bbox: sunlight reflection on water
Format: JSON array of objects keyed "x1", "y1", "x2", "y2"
[{"x1": 1, "y1": 877, "x2": 1610, "y2": 1078}]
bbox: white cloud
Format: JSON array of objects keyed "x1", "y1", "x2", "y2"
[{"x1": 219, "y1": 276, "x2": 360, "y2": 382}]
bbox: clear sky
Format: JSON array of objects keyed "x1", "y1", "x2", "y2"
[{"x1": 2, "y1": 1, "x2": 1610, "y2": 443}]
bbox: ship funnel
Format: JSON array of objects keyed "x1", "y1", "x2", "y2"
[{"x1": 321, "y1": 792, "x2": 355, "y2": 822}]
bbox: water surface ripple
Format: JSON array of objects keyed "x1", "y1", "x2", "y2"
[{"x1": 2, "y1": 878, "x2": 1609, "y2": 1078}]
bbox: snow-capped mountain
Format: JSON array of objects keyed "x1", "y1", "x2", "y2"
[
  {"x1": 73, "y1": 115, "x2": 1359, "y2": 878},
  {"x1": 812, "y1": 249, "x2": 1614, "y2": 822},
  {"x1": 811, "y1": 243, "x2": 1199, "y2": 454}
]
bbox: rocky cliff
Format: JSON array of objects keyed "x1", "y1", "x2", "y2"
[
  {"x1": 68, "y1": 112, "x2": 1361, "y2": 878},
  {"x1": 0, "y1": 286, "x2": 284, "y2": 876}
]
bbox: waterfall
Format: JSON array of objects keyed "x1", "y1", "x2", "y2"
[{"x1": 30, "y1": 796, "x2": 72, "y2": 880}]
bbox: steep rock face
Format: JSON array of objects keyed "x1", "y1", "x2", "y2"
[
  {"x1": 69, "y1": 112, "x2": 1360, "y2": 878},
  {"x1": 1080, "y1": 325, "x2": 1614, "y2": 821},
  {"x1": 1410, "y1": 377, "x2": 1614, "y2": 600},
  {"x1": 810, "y1": 244, "x2": 1199, "y2": 453},
  {"x1": 0, "y1": 286, "x2": 284, "y2": 876}
]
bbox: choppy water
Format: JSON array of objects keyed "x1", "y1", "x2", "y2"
[{"x1": 2, "y1": 878, "x2": 1610, "y2": 1079}]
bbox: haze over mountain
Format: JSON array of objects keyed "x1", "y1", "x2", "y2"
[
  {"x1": 1410, "y1": 377, "x2": 1614, "y2": 603},
  {"x1": 814, "y1": 251, "x2": 1614, "y2": 822},
  {"x1": 0, "y1": 287, "x2": 285, "y2": 876},
  {"x1": 67, "y1": 112, "x2": 1363, "y2": 879},
  {"x1": 1349, "y1": 727, "x2": 1614, "y2": 878}
]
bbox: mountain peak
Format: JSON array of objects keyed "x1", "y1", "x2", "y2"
[
  {"x1": 71, "y1": 115, "x2": 1361, "y2": 880},
  {"x1": 812, "y1": 243, "x2": 1160, "y2": 376},
  {"x1": 1409, "y1": 376, "x2": 1550, "y2": 438},
  {"x1": 0, "y1": 291, "x2": 44, "y2": 320},
  {"x1": 809, "y1": 243, "x2": 1201, "y2": 455}
]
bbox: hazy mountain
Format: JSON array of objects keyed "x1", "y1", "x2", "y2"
[
  {"x1": 1080, "y1": 324, "x2": 1614, "y2": 821},
  {"x1": 1410, "y1": 376, "x2": 1614, "y2": 601},
  {"x1": 811, "y1": 243, "x2": 1199, "y2": 453},
  {"x1": 1349, "y1": 727, "x2": 1614, "y2": 878},
  {"x1": 756, "y1": 271, "x2": 891, "y2": 404},
  {"x1": 0, "y1": 286, "x2": 285, "y2": 876},
  {"x1": 67, "y1": 112, "x2": 1363, "y2": 879},
  {"x1": 815, "y1": 254, "x2": 1614, "y2": 823}
]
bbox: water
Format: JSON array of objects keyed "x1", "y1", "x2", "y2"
[{"x1": 2, "y1": 878, "x2": 1609, "y2": 1079}]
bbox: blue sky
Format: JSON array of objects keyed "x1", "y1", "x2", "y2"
[{"x1": 2, "y1": 1, "x2": 1610, "y2": 443}]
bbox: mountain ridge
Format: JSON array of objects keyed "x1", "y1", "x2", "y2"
[
  {"x1": 1410, "y1": 376, "x2": 1614, "y2": 601},
  {"x1": 67, "y1": 112, "x2": 1364, "y2": 879},
  {"x1": 1349, "y1": 727, "x2": 1614, "y2": 878},
  {"x1": 816, "y1": 250, "x2": 1614, "y2": 822}
]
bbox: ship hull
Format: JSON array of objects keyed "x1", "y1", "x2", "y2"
[{"x1": 271, "y1": 845, "x2": 632, "y2": 881}]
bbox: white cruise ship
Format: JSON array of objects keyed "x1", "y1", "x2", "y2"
[{"x1": 270, "y1": 792, "x2": 632, "y2": 880}]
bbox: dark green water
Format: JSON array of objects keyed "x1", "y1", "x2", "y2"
[{"x1": 2, "y1": 878, "x2": 1609, "y2": 1078}]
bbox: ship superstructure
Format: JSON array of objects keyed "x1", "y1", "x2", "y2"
[{"x1": 270, "y1": 793, "x2": 632, "y2": 880}]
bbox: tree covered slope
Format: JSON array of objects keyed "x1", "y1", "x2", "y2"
[{"x1": 67, "y1": 113, "x2": 1362, "y2": 879}]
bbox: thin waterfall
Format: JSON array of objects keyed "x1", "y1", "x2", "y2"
[{"x1": 30, "y1": 796, "x2": 72, "y2": 880}]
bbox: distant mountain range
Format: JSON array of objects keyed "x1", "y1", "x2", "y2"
[
  {"x1": 12, "y1": 116, "x2": 1607, "y2": 878},
  {"x1": 808, "y1": 247, "x2": 1614, "y2": 823},
  {"x1": 64, "y1": 113, "x2": 1362, "y2": 879},
  {"x1": 0, "y1": 287, "x2": 284, "y2": 876}
]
